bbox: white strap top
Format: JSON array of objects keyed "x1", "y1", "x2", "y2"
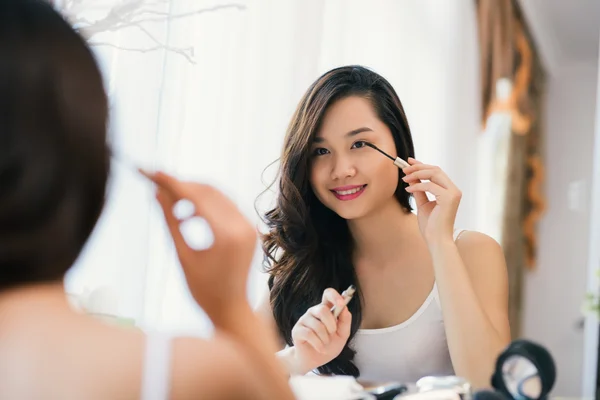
[
  {"x1": 141, "y1": 332, "x2": 172, "y2": 400},
  {"x1": 351, "y1": 229, "x2": 465, "y2": 383}
]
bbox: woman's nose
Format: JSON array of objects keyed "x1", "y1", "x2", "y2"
[{"x1": 330, "y1": 154, "x2": 357, "y2": 180}]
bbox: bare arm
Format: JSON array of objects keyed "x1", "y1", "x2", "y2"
[
  {"x1": 255, "y1": 280, "x2": 302, "y2": 375},
  {"x1": 402, "y1": 160, "x2": 511, "y2": 388},
  {"x1": 431, "y1": 231, "x2": 511, "y2": 388},
  {"x1": 216, "y1": 303, "x2": 294, "y2": 398},
  {"x1": 255, "y1": 279, "x2": 285, "y2": 349},
  {"x1": 172, "y1": 306, "x2": 295, "y2": 400},
  {"x1": 149, "y1": 172, "x2": 295, "y2": 399}
]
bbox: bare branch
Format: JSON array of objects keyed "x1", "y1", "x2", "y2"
[
  {"x1": 124, "y1": 9, "x2": 169, "y2": 18},
  {"x1": 73, "y1": 3, "x2": 245, "y2": 38},
  {"x1": 129, "y1": 20, "x2": 164, "y2": 47},
  {"x1": 61, "y1": 1, "x2": 246, "y2": 65},
  {"x1": 89, "y1": 41, "x2": 196, "y2": 64},
  {"x1": 133, "y1": 4, "x2": 246, "y2": 22},
  {"x1": 72, "y1": 17, "x2": 96, "y2": 27}
]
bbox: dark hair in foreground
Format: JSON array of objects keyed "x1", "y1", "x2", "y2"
[
  {"x1": 0, "y1": 0, "x2": 109, "y2": 290},
  {"x1": 261, "y1": 65, "x2": 415, "y2": 376}
]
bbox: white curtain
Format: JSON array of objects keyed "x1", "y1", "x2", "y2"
[{"x1": 63, "y1": 0, "x2": 481, "y2": 336}]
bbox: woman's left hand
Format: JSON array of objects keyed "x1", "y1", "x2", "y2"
[{"x1": 402, "y1": 158, "x2": 462, "y2": 247}]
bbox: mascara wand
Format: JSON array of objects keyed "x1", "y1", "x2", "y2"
[{"x1": 364, "y1": 142, "x2": 410, "y2": 169}]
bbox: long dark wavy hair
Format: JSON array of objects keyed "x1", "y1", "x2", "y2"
[{"x1": 261, "y1": 65, "x2": 415, "y2": 376}]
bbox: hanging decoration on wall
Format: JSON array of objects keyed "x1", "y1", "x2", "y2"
[
  {"x1": 478, "y1": 0, "x2": 546, "y2": 271},
  {"x1": 477, "y1": 0, "x2": 547, "y2": 337}
]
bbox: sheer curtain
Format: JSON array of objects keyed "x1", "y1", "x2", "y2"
[{"x1": 63, "y1": 0, "x2": 480, "y2": 336}]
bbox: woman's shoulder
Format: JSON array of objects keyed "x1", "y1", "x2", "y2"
[
  {"x1": 452, "y1": 229, "x2": 506, "y2": 275},
  {"x1": 0, "y1": 311, "x2": 145, "y2": 399},
  {"x1": 453, "y1": 229, "x2": 501, "y2": 249}
]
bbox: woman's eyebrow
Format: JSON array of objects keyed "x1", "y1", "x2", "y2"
[{"x1": 314, "y1": 126, "x2": 374, "y2": 143}]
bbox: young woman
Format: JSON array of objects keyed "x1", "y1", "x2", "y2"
[
  {"x1": 0, "y1": 1, "x2": 293, "y2": 399},
  {"x1": 258, "y1": 65, "x2": 511, "y2": 388}
]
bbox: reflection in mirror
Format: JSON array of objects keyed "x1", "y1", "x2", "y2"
[
  {"x1": 492, "y1": 340, "x2": 555, "y2": 400},
  {"x1": 502, "y1": 355, "x2": 541, "y2": 399}
]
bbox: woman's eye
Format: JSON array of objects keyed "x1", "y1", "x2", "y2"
[
  {"x1": 352, "y1": 140, "x2": 368, "y2": 149},
  {"x1": 313, "y1": 148, "x2": 330, "y2": 156}
]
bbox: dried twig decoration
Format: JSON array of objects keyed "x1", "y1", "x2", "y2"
[{"x1": 59, "y1": 0, "x2": 245, "y2": 64}]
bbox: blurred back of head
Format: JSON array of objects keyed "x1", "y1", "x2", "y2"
[{"x1": 0, "y1": 0, "x2": 109, "y2": 291}]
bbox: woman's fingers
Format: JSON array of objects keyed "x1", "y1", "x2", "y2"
[
  {"x1": 301, "y1": 313, "x2": 331, "y2": 345},
  {"x1": 155, "y1": 188, "x2": 194, "y2": 259},
  {"x1": 322, "y1": 288, "x2": 345, "y2": 309},
  {"x1": 145, "y1": 171, "x2": 253, "y2": 244},
  {"x1": 402, "y1": 168, "x2": 452, "y2": 189},
  {"x1": 309, "y1": 304, "x2": 337, "y2": 335},
  {"x1": 294, "y1": 325, "x2": 326, "y2": 353},
  {"x1": 405, "y1": 181, "x2": 446, "y2": 198}
]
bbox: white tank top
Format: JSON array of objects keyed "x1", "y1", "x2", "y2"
[
  {"x1": 351, "y1": 230, "x2": 465, "y2": 383},
  {"x1": 141, "y1": 331, "x2": 172, "y2": 400}
]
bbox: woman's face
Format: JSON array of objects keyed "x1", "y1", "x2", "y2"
[{"x1": 309, "y1": 96, "x2": 400, "y2": 220}]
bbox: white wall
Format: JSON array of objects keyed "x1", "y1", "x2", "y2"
[
  {"x1": 522, "y1": 60, "x2": 599, "y2": 396},
  {"x1": 582, "y1": 37, "x2": 600, "y2": 398}
]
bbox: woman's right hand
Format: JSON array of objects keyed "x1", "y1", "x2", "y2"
[
  {"x1": 147, "y1": 171, "x2": 257, "y2": 327},
  {"x1": 290, "y1": 288, "x2": 352, "y2": 373}
]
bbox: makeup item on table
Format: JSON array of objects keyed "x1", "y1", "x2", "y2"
[
  {"x1": 363, "y1": 142, "x2": 410, "y2": 169},
  {"x1": 471, "y1": 390, "x2": 508, "y2": 400},
  {"x1": 365, "y1": 382, "x2": 408, "y2": 400},
  {"x1": 415, "y1": 376, "x2": 471, "y2": 399},
  {"x1": 395, "y1": 389, "x2": 461, "y2": 400},
  {"x1": 490, "y1": 339, "x2": 556, "y2": 400},
  {"x1": 289, "y1": 375, "x2": 373, "y2": 400},
  {"x1": 330, "y1": 285, "x2": 356, "y2": 319}
]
